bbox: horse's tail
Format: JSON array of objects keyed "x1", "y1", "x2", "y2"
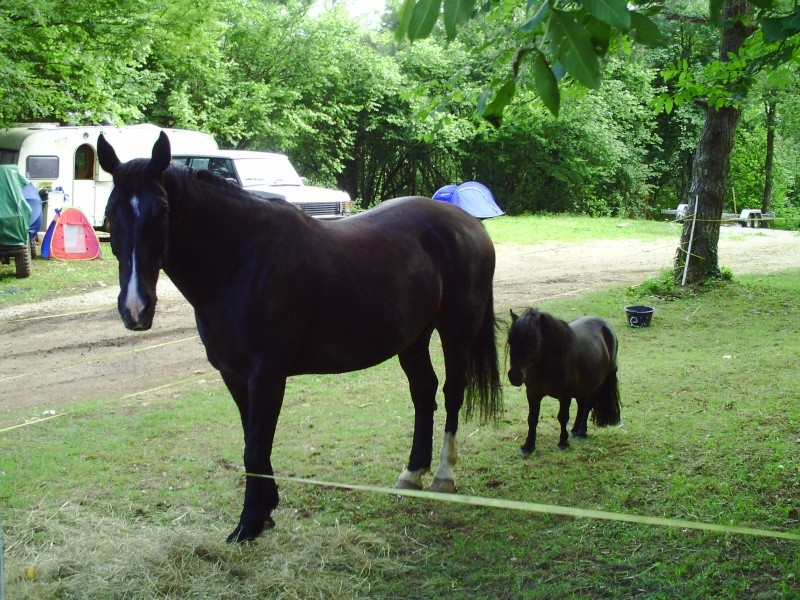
[
  {"x1": 591, "y1": 324, "x2": 621, "y2": 427},
  {"x1": 464, "y1": 291, "x2": 503, "y2": 425},
  {"x1": 590, "y1": 367, "x2": 621, "y2": 427}
]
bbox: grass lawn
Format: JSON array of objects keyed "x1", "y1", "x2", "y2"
[{"x1": 1, "y1": 216, "x2": 798, "y2": 598}]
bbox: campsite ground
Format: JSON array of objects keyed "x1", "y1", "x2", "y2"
[{"x1": 1, "y1": 226, "x2": 798, "y2": 417}]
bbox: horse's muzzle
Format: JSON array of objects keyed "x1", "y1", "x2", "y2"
[
  {"x1": 118, "y1": 295, "x2": 155, "y2": 331},
  {"x1": 123, "y1": 317, "x2": 153, "y2": 331},
  {"x1": 507, "y1": 369, "x2": 524, "y2": 387}
]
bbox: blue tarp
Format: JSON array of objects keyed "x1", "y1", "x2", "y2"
[
  {"x1": 22, "y1": 182, "x2": 42, "y2": 237},
  {"x1": 433, "y1": 181, "x2": 504, "y2": 219}
]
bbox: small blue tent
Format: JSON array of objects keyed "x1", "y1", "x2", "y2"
[{"x1": 432, "y1": 182, "x2": 504, "y2": 219}]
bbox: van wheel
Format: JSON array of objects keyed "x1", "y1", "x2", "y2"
[{"x1": 15, "y1": 241, "x2": 32, "y2": 278}]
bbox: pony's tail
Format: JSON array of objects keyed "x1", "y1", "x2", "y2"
[
  {"x1": 591, "y1": 366, "x2": 621, "y2": 427},
  {"x1": 464, "y1": 291, "x2": 503, "y2": 425}
]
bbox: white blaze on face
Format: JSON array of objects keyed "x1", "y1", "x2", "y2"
[{"x1": 123, "y1": 196, "x2": 146, "y2": 321}]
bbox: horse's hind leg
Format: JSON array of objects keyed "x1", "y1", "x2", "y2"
[
  {"x1": 571, "y1": 397, "x2": 590, "y2": 439},
  {"x1": 395, "y1": 329, "x2": 438, "y2": 490},
  {"x1": 428, "y1": 337, "x2": 472, "y2": 493},
  {"x1": 557, "y1": 398, "x2": 571, "y2": 449}
]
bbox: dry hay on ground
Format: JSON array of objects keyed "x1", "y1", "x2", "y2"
[{"x1": 5, "y1": 502, "x2": 411, "y2": 599}]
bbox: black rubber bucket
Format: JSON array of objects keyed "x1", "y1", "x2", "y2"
[{"x1": 625, "y1": 305, "x2": 654, "y2": 328}]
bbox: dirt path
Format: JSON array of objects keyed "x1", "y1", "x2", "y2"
[{"x1": 1, "y1": 227, "x2": 798, "y2": 417}]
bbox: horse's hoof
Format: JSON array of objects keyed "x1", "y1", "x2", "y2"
[
  {"x1": 558, "y1": 443, "x2": 570, "y2": 450},
  {"x1": 430, "y1": 477, "x2": 456, "y2": 493},
  {"x1": 519, "y1": 446, "x2": 534, "y2": 458},
  {"x1": 394, "y1": 478, "x2": 423, "y2": 491},
  {"x1": 570, "y1": 431, "x2": 587, "y2": 439},
  {"x1": 226, "y1": 516, "x2": 274, "y2": 543}
]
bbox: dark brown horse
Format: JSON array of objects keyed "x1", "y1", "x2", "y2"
[
  {"x1": 507, "y1": 308, "x2": 620, "y2": 456},
  {"x1": 97, "y1": 132, "x2": 502, "y2": 542}
]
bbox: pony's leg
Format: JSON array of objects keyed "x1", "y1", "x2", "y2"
[
  {"x1": 521, "y1": 391, "x2": 543, "y2": 457},
  {"x1": 571, "y1": 397, "x2": 590, "y2": 438},
  {"x1": 557, "y1": 398, "x2": 571, "y2": 449},
  {"x1": 227, "y1": 369, "x2": 286, "y2": 543},
  {"x1": 395, "y1": 330, "x2": 438, "y2": 491}
]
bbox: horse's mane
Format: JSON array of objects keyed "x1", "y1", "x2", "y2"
[
  {"x1": 163, "y1": 165, "x2": 297, "y2": 216},
  {"x1": 511, "y1": 308, "x2": 574, "y2": 360}
]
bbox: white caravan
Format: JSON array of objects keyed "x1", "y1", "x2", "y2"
[{"x1": 0, "y1": 123, "x2": 218, "y2": 228}]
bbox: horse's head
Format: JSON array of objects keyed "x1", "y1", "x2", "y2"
[
  {"x1": 98, "y1": 131, "x2": 172, "y2": 331},
  {"x1": 506, "y1": 308, "x2": 544, "y2": 387}
]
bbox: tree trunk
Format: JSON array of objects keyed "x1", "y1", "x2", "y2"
[
  {"x1": 761, "y1": 99, "x2": 777, "y2": 220},
  {"x1": 674, "y1": 0, "x2": 753, "y2": 285}
]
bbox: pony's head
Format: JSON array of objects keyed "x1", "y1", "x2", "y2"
[
  {"x1": 506, "y1": 308, "x2": 545, "y2": 387},
  {"x1": 98, "y1": 131, "x2": 172, "y2": 331}
]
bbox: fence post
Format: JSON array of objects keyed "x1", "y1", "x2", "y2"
[{"x1": 681, "y1": 195, "x2": 699, "y2": 286}]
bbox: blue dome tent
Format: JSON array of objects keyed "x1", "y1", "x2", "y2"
[{"x1": 432, "y1": 182, "x2": 504, "y2": 219}]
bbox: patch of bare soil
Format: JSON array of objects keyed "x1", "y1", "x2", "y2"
[{"x1": 1, "y1": 227, "x2": 798, "y2": 417}]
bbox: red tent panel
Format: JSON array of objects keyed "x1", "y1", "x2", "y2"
[{"x1": 45, "y1": 207, "x2": 101, "y2": 260}]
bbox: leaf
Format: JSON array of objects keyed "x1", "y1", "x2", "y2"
[
  {"x1": 583, "y1": 0, "x2": 631, "y2": 31},
  {"x1": 759, "y1": 17, "x2": 784, "y2": 42},
  {"x1": 443, "y1": 0, "x2": 475, "y2": 40},
  {"x1": 548, "y1": 9, "x2": 602, "y2": 89},
  {"x1": 530, "y1": 51, "x2": 560, "y2": 116},
  {"x1": 551, "y1": 61, "x2": 566, "y2": 82},
  {"x1": 629, "y1": 11, "x2": 663, "y2": 46},
  {"x1": 760, "y1": 11, "x2": 800, "y2": 42},
  {"x1": 583, "y1": 16, "x2": 612, "y2": 56},
  {"x1": 395, "y1": 0, "x2": 415, "y2": 40},
  {"x1": 408, "y1": 0, "x2": 442, "y2": 41},
  {"x1": 476, "y1": 89, "x2": 492, "y2": 116},
  {"x1": 477, "y1": 80, "x2": 516, "y2": 126},
  {"x1": 708, "y1": 0, "x2": 724, "y2": 27},
  {"x1": 520, "y1": 2, "x2": 549, "y2": 33}
]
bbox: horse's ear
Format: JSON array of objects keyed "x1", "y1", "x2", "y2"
[
  {"x1": 97, "y1": 134, "x2": 120, "y2": 175},
  {"x1": 149, "y1": 131, "x2": 172, "y2": 175},
  {"x1": 510, "y1": 309, "x2": 518, "y2": 322}
]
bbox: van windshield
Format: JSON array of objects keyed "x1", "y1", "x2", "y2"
[{"x1": 233, "y1": 157, "x2": 303, "y2": 187}]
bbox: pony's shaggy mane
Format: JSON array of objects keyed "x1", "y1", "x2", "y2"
[{"x1": 510, "y1": 308, "x2": 575, "y2": 359}]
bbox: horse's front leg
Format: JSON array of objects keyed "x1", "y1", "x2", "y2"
[
  {"x1": 557, "y1": 397, "x2": 571, "y2": 449},
  {"x1": 521, "y1": 391, "x2": 543, "y2": 457},
  {"x1": 227, "y1": 368, "x2": 286, "y2": 543},
  {"x1": 395, "y1": 334, "x2": 437, "y2": 490},
  {"x1": 571, "y1": 397, "x2": 590, "y2": 439}
]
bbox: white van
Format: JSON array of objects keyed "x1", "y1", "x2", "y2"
[
  {"x1": 0, "y1": 123, "x2": 218, "y2": 228},
  {"x1": 171, "y1": 150, "x2": 352, "y2": 219}
]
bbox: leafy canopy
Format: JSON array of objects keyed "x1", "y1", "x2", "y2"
[{"x1": 395, "y1": 0, "x2": 800, "y2": 122}]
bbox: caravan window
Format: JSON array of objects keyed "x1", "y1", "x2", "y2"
[
  {"x1": 75, "y1": 144, "x2": 94, "y2": 179},
  {"x1": 0, "y1": 149, "x2": 17, "y2": 164},
  {"x1": 26, "y1": 155, "x2": 59, "y2": 179}
]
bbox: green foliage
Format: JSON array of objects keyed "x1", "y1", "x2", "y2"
[
  {"x1": 0, "y1": 0, "x2": 161, "y2": 125},
  {"x1": 397, "y1": 0, "x2": 663, "y2": 121},
  {"x1": 464, "y1": 57, "x2": 659, "y2": 216},
  {"x1": 1, "y1": 0, "x2": 798, "y2": 224}
]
